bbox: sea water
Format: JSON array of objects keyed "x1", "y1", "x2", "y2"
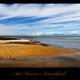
[{"x1": 20, "y1": 36, "x2": 80, "y2": 49}]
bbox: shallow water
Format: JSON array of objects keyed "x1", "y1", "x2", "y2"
[{"x1": 20, "y1": 36, "x2": 80, "y2": 49}]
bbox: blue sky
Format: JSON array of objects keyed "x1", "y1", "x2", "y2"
[{"x1": 0, "y1": 4, "x2": 80, "y2": 36}]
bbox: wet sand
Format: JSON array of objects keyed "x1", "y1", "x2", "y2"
[{"x1": 0, "y1": 43, "x2": 80, "y2": 67}]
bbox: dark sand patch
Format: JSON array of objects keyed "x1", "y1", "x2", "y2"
[{"x1": 0, "y1": 54, "x2": 80, "y2": 67}]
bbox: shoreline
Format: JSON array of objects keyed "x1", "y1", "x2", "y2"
[
  {"x1": 0, "y1": 43, "x2": 79, "y2": 57},
  {"x1": 0, "y1": 40, "x2": 80, "y2": 67}
]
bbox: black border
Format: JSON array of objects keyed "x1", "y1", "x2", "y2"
[
  {"x1": 0, "y1": 67, "x2": 80, "y2": 79},
  {"x1": 0, "y1": 1, "x2": 80, "y2": 79},
  {"x1": 0, "y1": 0, "x2": 80, "y2": 3}
]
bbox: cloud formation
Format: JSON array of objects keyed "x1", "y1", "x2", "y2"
[{"x1": 0, "y1": 4, "x2": 80, "y2": 36}]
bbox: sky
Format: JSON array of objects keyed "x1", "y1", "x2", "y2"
[{"x1": 0, "y1": 4, "x2": 80, "y2": 36}]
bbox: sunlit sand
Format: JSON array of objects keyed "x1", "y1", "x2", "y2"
[
  {"x1": 0, "y1": 44, "x2": 77, "y2": 58},
  {"x1": 0, "y1": 40, "x2": 80, "y2": 67}
]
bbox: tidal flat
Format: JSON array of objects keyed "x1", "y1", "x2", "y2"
[{"x1": 0, "y1": 43, "x2": 80, "y2": 67}]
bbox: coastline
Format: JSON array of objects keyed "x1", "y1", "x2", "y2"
[
  {"x1": 0, "y1": 40, "x2": 80, "y2": 67},
  {"x1": 0, "y1": 43, "x2": 78, "y2": 57}
]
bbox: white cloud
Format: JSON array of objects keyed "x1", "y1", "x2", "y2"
[
  {"x1": 70, "y1": 31, "x2": 80, "y2": 34},
  {"x1": 32, "y1": 31, "x2": 67, "y2": 36},
  {"x1": 0, "y1": 4, "x2": 80, "y2": 20},
  {"x1": 0, "y1": 4, "x2": 80, "y2": 35}
]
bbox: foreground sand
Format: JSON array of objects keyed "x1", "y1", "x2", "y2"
[
  {"x1": 0, "y1": 43, "x2": 80, "y2": 67},
  {"x1": 0, "y1": 44, "x2": 79, "y2": 58}
]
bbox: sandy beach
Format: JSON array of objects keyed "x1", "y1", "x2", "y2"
[
  {"x1": 0, "y1": 44, "x2": 78, "y2": 58},
  {"x1": 0, "y1": 42, "x2": 80, "y2": 67},
  {"x1": 0, "y1": 4, "x2": 80, "y2": 68}
]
